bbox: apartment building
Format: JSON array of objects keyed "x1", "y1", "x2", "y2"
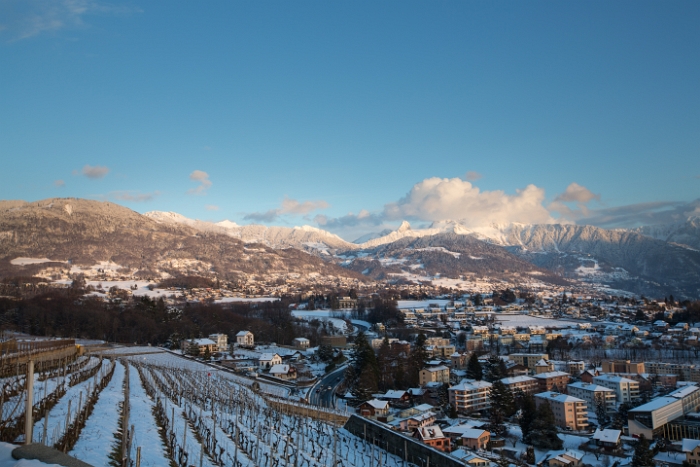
[
  {"x1": 646, "y1": 362, "x2": 700, "y2": 383},
  {"x1": 567, "y1": 382, "x2": 616, "y2": 414},
  {"x1": 449, "y1": 380, "x2": 492, "y2": 414},
  {"x1": 535, "y1": 371, "x2": 571, "y2": 393},
  {"x1": 501, "y1": 375, "x2": 539, "y2": 395},
  {"x1": 535, "y1": 392, "x2": 589, "y2": 431},
  {"x1": 420, "y1": 366, "x2": 451, "y2": 386},
  {"x1": 593, "y1": 375, "x2": 639, "y2": 403},
  {"x1": 508, "y1": 353, "x2": 549, "y2": 372},
  {"x1": 602, "y1": 360, "x2": 645, "y2": 374}
]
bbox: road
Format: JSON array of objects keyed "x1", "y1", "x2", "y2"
[{"x1": 308, "y1": 364, "x2": 346, "y2": 408}]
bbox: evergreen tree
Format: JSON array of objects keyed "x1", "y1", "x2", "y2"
[
  {"x1": 377, "y1": 336, "x2": 394, "y2": 391},
  {"x1": 408, "y1": 333, "x2": 429, "y2": 386},
  {"x1": 524, "y1": 446, "x2": 535, "y2": 464},
  {"x1": 202, "y1": 346, "x2": 211, "y2": 361},
  {"x1": 632, "y1": 434, "x2": 654, "y2": 467},
  {"x1": 594, "y1": 393, "x2": 610, "y2": 426},
  {"x1": 347, "y1": 332, "x2": 380, "y2": 402},
  {"x1": 466, "y1": 353, "x2": 483, "y2": 381},
  {"x1": 518, "y1": 393, "x2": 537, "y2": 442},
  {"x1": 485, "y1": 354, "x2": 506, "y2": 382},
  {"x1": 490, "y1": 380, "x2": 516, "y2": 417},
  {"x1": 488, "y1": 405, "x2": 507, "y2": 438},
  {"x1": 528, "y1": 401, "x2": 563, "y2": 450}
]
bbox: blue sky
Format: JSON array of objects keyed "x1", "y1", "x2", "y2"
[{"x1": 1, "y1": 1, "x2": 699, "y2": 240}]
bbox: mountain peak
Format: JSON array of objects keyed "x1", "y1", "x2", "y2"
[{"x1": 397, "y1": 220, "x2": 412, "y2": 232}]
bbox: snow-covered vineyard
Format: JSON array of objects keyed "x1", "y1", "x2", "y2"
[{"x1": 1, "y1": 348, "x2": 413, "y2": 467}]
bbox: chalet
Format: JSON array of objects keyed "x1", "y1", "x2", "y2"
[
  {"x1": 357, "y1": 399, "x2": 390, "y2": 419},
  {"x1": 399, "y1": 411, "x2": 437, "y2": 431},
  {"x1": 450, "y1": 450, "x2": 490, "y2": 467},
  {"x1": 546, "y1": 450, "x2": 584, "y2": 467},
  {"x1": 682, "y1": 439, "x2": 700, "y2": 465},
  {"x1": 379, "y1": 390, "x2": 411, "y2": 405},
  {"x1": 460, "y1": 428, "x2": 490, "y2": 450},
  {"x1": 269, "y1": 364, "x2": 296, "y2": 380},
  {"x1": 413, "y1": 425, "x2": 451, "y2": 453},
  {"x1": 591, "y1": 429, "x2": 621, "y2": 449}
]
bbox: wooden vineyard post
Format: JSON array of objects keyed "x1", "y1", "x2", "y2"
[
  {"x1": 24, "y1": 359, "x2": 34, "y2": 445},
  {"x1": 135, "y1": 446, "x2": 141, "y2": 467},
  {"x1": 42, "y1": 411, "x2": 48, "y2": 445}
]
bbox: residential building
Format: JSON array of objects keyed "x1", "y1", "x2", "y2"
[
  {"x1": 535, "y1": 371, "x2": 571, "y2": 393},
  {"x1": 450, "y1": 451, "x2": 490, "y2": 467},
  {"x1": 236, "y1": 330, "x2": 254, "y2": 347},
  {"x1": 682, "y1": 439, "x2": 700, "y2": 465},
  {"x1": 292, "y1": 337, "x2": 310, "y2": 349},
  {"x1": 449, "y1": 380, "x2": 492, "y2": 414},
  {"x1": 646, "y1": 362, "x2": 700, "y2": 383},
  {"x1": 593, "y1": 375, "x2": 639, "y2": 403},
  {"x1": 269, "y1": 364, "x2": 296, "y2": 380},
  {"x1": 259, "y1": 353, "x2": 282, "y2": 369},
  {"x1": 567, "y1": 382, "x2": 616, "y2": 414},
  {"x1": 399, "y1": 411, "x2": 436, "y2": 431},
  {"x1": 602, "y1": 360, "x2": 645, "y2": 374},
  {"x1": 460, "y1": 428, "x2": 490, "y2": 450},
  {"x1": 184, "y1": 338, "x2": 217, "y2": 355},
  {"x1": 546, "y1": 451, "x2": 584, "y2": 467},
  {"x1": 413, "y1": 425, "x2": 451, "y2": 453},
  {"x1": 358, "y1": 399, "x2": 390, "y2": 420},
  {"x1": 508, "y1": 353, "x2": 549, "y2": 372},
  {"x1": 420, "y1": 366, "x2": 450, "y2": 386},
  {"x1": 208, "y1": 333, "x2": 228, "y2": 352},
  {"x1": 535, "y1": 392, "x2": 588, "y2": 431},
  {"x1": 591, "y1": 429, "x2": 621, "y2": 449},
  {"x1": 337, "y1": 297, "x2": 357, "y2": 309},
  {"x1": 501, "y1": 376, "x2": 538, "y2": 395}
]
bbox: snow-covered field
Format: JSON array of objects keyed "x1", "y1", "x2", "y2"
[
  {"x1": 292, "y1": 310, "x2": 349, "y2": 333},
  {"x1": 3, "y1": 347, "x2": 437, "y2": 467}
]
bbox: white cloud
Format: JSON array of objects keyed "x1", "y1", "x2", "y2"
[
  {"x1": 205, "y1": 204, "x2": 219, "y2": 211},
  {"x1": 54, "y1": 179, "x2": 65, "y2": 187},
  {"x1": 2, "y1": 0, "x2": 141, "y2": 41},
  {"x1": 554, "y1": 182, "x2": 600, "y2": 204},
  {"x1": 464, "y1": 171, "x2": 482, "y2": 181},
  {"x1": 382, "y1": 177, "x2": 556, "y2": 227},
  {"x1": 245, "y1": 196, "x2": 329, "y2": 223},
  {"x1": 81, "y1": 164, "x2": 109, "y2": 179},
  {"x1": 549, "y1": 182, "x2": 601, "y2": 220},
  {"x1": 187, "y1": 170, "x2": 212, "y2": 195}
]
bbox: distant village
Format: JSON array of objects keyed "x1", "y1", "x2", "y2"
[{"x1": 169, "y1": 289, "x2": 700, "y2": 467}]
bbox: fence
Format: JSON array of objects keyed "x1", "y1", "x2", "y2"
[{"x1": 263, "y1": 395, "x2": 350, "y2": 426}]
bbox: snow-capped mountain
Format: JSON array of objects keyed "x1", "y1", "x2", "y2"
[
  {"x1": 144, "y1": 211, "x2": 355, "y2": 252},
  {"x1": 631, "y1": 216, "x2": 700, "y2": 250}
]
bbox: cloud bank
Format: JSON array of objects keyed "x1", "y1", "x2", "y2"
[
  {"x1": 245, "y1": 197, "x2": 329, "y2": 223},
  {"x1": 109, "y1": 190, "x2": 159, "y2": 202}
]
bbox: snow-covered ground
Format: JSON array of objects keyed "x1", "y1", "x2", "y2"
[
  {"x1": 292, "y1": 310, "x2": 349, "y2": 333},
  {"x1": 9, "y1": 257, "x2": 59, "y2": 266},
  {"x1": 69, "y1": 361, "x2": 125, "y2": 466},
  {"x1": 495, "y1": 314, "x2": 581, "y2": 328}
]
